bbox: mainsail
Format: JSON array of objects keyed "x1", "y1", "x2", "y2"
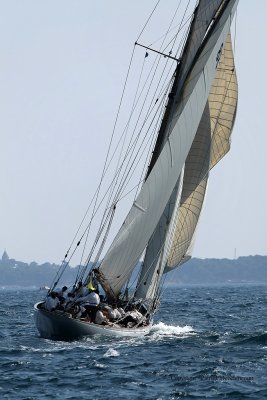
[
  {"x1": 145, "y1": 0, "x2": 224, "y2": 176},
  {"x1": 97, "y1": 0, "x2": 238, "y2": 299}
]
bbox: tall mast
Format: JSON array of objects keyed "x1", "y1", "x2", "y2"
[
  {"x1": 97, "y1": 0, "x2": 238, "y2": 299},
  {"x1": 135, "y1": 0, "x2": 237, "y2": 302}
]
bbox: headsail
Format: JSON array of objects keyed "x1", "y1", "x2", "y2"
[
  {"x1": 98, "y1": 0, "x2": 238, "y2": 298},
  {"x1": 165, "y1": 102, "x2": 211, "y2": 272},
  {"x1": 134, "y1": 170, "x2": 184, "y2": 300}
]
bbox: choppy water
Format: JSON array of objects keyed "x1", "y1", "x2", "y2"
[{"x1": 0, "y1": 285, "x2": 266, "y2": 399}]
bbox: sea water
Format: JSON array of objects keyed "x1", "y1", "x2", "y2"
[{"x1": 0, "y1": 285, "x2": 266, "y2": 399}]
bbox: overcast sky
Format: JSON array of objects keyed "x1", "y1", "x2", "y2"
[{"x1": 0, "y1": 0, "x2": 266, "y2": 264}]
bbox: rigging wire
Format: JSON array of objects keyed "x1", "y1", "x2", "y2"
[
  {"x1": 116, "y1": 4, "x2": 193, "y2": 299},
  {"x1": 233, "y1": 5, "x2": 238, "y2": 56},
  {"x1": 172, "y1": 0, "x2": 192, "y2": 59},
  {"x1": 52, "y1": 0, "x2": 238, "y2": 319},
  {"x1": 120, "y1": 1, "x2": 208, "y2": 307},
  {"x1": 76, "y1": 1, "x2": 194, "y2": 286},
  {"x1": 49, "y1": 46, "x2": 138, "y2": 278},
  {"x1": 108, "y1": 1, "x2": 188, "y2": 210},
  {"x1": 79, "y1": 46, "x2": 137, "y2": 261},
  {"x1": 117, "y1": 92, "x2": 169, "y2": 202},
  {"x1": 49, "y1": 0, "x2": 197, "y2": 293},
  {"x1": 48, "y1": 46, "x2": 139, "y2": 286},
  {"x1": 92, "y1": 2, "x2": 190, "y2": 225},
  {"x1": 79, "y1": 54, "x2": 178, "y2": 276},
  {"x1": 74, "y1": 48, "x2": 171, "y2": 274},
  {"x1": 111, "y1": 0, "x2": 176, "y2": 190},
  {"x1": 148, "y1": 12, "x2": 192, "y2": 49},
  {"x1": 136, "y1": 0, "x2": 161, "y2": 43},
  {"x1": 99, "y1": 53, "x2": 149, "y2": 229}
]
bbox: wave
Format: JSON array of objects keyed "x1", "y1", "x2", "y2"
[
  {"x1": 149, "y1": 322, "x2": 195, "y2": 339},
  {"x1": 103, "y1": 348, "x2": 120, "y2": 358},
  {"x1": 232, "y1": 332, "x2": 267, "y2": 345}
]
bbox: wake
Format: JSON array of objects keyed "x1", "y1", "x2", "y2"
[{"x1": 149, "y1": 322, "x2": 195, "y2": 339}]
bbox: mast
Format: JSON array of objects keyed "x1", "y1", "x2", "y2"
[
  {"x1": 146, "y1": 0, "x2": 226, "y2": 179},
  {"x1": 97, "y1": 0, "x2": 238, "y2": 299},
  {"x1": 135, "y1": 0, "x2": 238, "y2": 302}
]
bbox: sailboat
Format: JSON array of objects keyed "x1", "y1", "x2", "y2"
[{"x1": 34, "y1": 0, "x2": 238, "y2": 340}]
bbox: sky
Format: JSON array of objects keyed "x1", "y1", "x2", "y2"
[{"x1": 0, "y1": 0, "x2": 266, "y2": 265}]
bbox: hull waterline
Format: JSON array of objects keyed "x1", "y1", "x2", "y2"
[{"x1": 34, "y1": 302, "x2": 151, "y2": 340}]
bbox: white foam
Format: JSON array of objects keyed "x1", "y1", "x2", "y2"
[
  {"x1": 93, "y1": 361, "x2": 106, "y2": 368},
  {"x1": 149, "y1": 322, "x2": 195, "y2": 338},
  {"x1": 20, "y1": 341, "x2": 98, "y2": 353},
  {"x1": 103, "y1": 348, "x2": 120, "y2": 358}
]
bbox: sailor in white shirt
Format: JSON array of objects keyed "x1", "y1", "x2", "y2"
[
  {"x1": 44, "y1": 292, "x2": 60, "y2": 311},
  {"x1": 130, "y1": 309, "x2": 143, "y2": 321},
  {"x1": 107, "y1": 305, "x2": 122, "y2": 321},
  {"x1": 76, "y1": 291, "x2": 100, "y2": 307},
  {"x1": 75, "y1": 290, "x2": 100, "y2": 321},
  {"x1": 118, "y1": 307, "x2": 126, "y2": 316},
  {"x1": 119, "y1": 307, "x2": 144, "y2": 327},
  {"x1": 95, "y1": 308, "x2": 109, "y2": 325},
  {"x1": 64, "y1": 293, "x2": 75, "y2": 311}
]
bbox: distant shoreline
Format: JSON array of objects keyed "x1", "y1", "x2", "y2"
[
  {"x1": 1, "y1": 282, "x2": 267, "y2": 291},
  {"x1": 1, "y1": 254, "x2": 266, "y2": 287}
]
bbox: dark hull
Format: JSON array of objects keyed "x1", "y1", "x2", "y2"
[{"x1": 34, "y1": 302, "x2": 151, "y2": 340}]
